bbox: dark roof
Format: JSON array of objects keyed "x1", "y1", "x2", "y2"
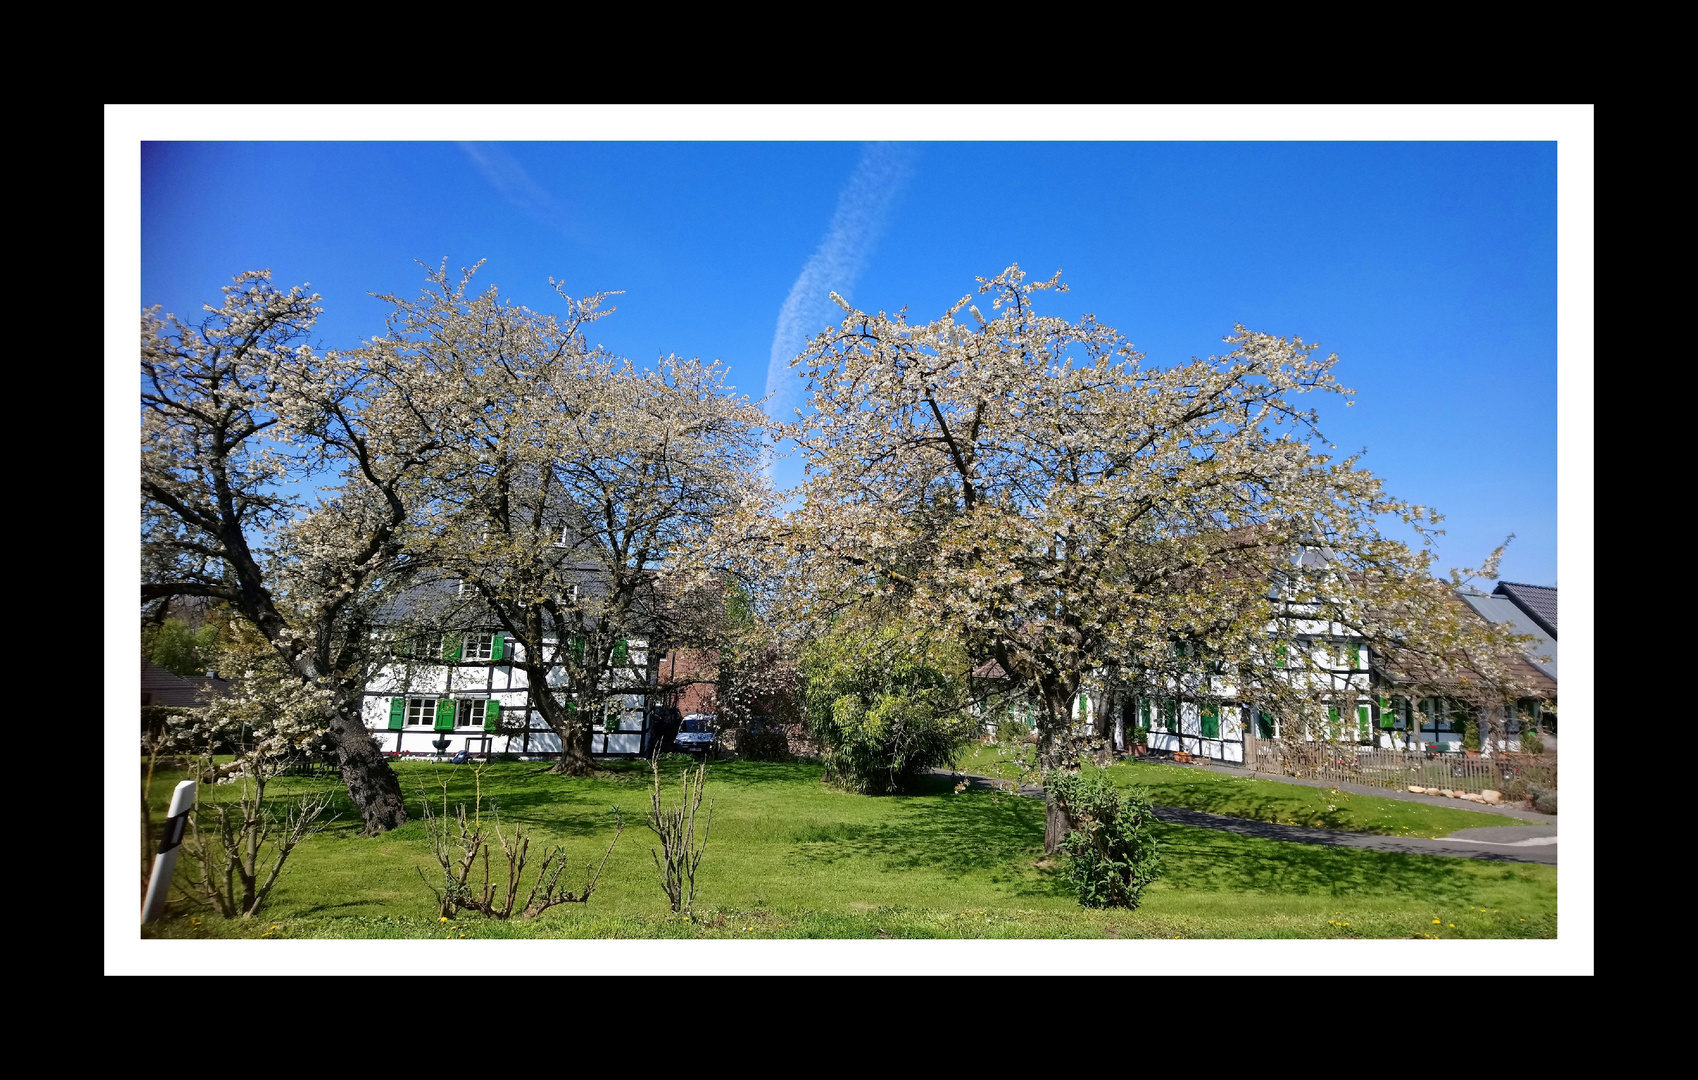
[
  {"x1": 970, "y1": 659, "x2": 1009, "y2": 680},
  {"x1": 141, "y1": 660, "x2": 232, "y2": 707},
  {"x1": 1493, "y1": 582, "x2": 1557, "y2": 639},
  {"x1": 1458, "y1": 589, "x2": 1557, "y2": 681}
]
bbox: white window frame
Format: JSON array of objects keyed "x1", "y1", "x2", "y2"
[
  {"x1": 464, "y1": 632, "x2": 494, "y2": 661},
  {"x1": 458, "y1": 698, "x2": 488, "y2": 728},
  {"x1": 405, "y1": 697, "x2": 437, "y2": 726}
]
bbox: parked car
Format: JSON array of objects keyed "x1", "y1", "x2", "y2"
[{"x1": 676, "y1": 713, "x2": 717, "y2": 754}]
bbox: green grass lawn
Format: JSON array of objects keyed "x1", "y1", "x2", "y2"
[
  {"x1": 960, "y1": 746, "x2": 1535, "y2": 839},
  {"x1": 141, "y1": 758, "x2": 1555, "y2": 940}
]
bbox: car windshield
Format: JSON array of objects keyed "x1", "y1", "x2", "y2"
[{"x1": 682, "y1": 717, "x2": 711, "y2": 732}]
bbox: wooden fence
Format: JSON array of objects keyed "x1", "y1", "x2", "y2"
[{"x1": 1241, "y1": 736, "x2": 1556, "y2": 796}]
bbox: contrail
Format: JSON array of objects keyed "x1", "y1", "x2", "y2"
[
  {"x1": 458, "y1": 142, "x2": 573, "y2": 237},
  {"x1": 764, "y1": 143, "x2": 917, "y2": 426}
]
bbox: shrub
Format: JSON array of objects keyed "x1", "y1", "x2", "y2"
[
  {"x1": 1519, "y1": 729, "x2": 1545, "y2": 754},
  {"x1": 1462, "y1": 719, "x2": 1481, "y2": 753},
  {"x1": 814, "y1": 693, "x2": 968, "y2": 794},
  {"x1": 1048, "y1": 769, "x2": 1162, "y2": 909},
  {"x1": 799, "y1": 609, "x2": 976, "y2": 794},
  {"x1": 1530, "y1": 785, "x2": 1557, "y2": 815},
  {"x1": 736, "y1": 724, "x2": 789, "y2": 761},
  {"x1": 996, "y1": 717, "x2": 1032, "y2": 745}
]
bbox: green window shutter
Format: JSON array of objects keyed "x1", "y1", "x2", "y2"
[
  {"x1": 483, "y1": 701, "x2": 501, "y2": 732},
  {"x1": 1327, "y1": 706, "x2": 1340, "y2": 740},
  {"x1": 613, "y1": 638, "x2": 628, "y2": 665},
  {"x1": 1349, "y1": 645, "x2": 1362, "y2": 669},
  {"x1": 1139, "y1": 699, "x2": 1150, "y2": 727},
  {"x1": 1276, "y1": 645, "x2": 1287, "y2": 669},
  {"x1": 572, "y1": 636, "x2": 585, "y2": 664},
  {"x1": 435, "y1": 699, "x2": 456, "y2": 731},
  {"x1": 1358, "y1": 704, "x2": 1372, "y2": 737},
  {"x1": 493, "y1": 633, "x2": 506, "y2": 662},
  {"x1": 1164, "y1": 700, "x2": 1178, "y2": 732},
  {"x1": 1378, "y1": 696, "x2": 1394, "y2": 729},
  {"x1": 388, "y1": 697, "x2": 405, "y2": 730},
  {"x1": 1257, "y1": 711, "x2": 1275, "y2": 738},
  {"x1": 1201, "y1": 707, "x2": 1219, "y2": 739},
  {"x1": 442, "y1": 635, "x2": 463, "y2": 662}
]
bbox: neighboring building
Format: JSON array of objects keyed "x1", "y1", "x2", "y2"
[
  {"x1": 970, "y1": 547, "x2": 1557, "y2": 764},
  {"x1": 1493, "y1": 581, "x2": 1557, "y2": 641},
  {"x1": 142, "y1": 659, "x2": 233, "y2": 744},
  {"x1": 360, "y1": 575, "x2": 659, "y2": 758},
  {"x1": 142, "y1": 659, "x2": 232, "y2": 708}
]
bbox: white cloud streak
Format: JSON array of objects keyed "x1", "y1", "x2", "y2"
[
  {"x1": 764, "y1": 143, "x2": 916, "y2": 424},
  {"x1": 458, "y1": 142, "x2": 573, "y2": 236}
]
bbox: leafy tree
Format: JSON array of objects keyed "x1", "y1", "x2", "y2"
[{"x1": 142, "y1": 617, "x2": 223, "y2": 677}]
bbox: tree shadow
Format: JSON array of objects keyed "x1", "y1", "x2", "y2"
[{"x1": 1153, "y1": 824, "x2": 1548, "y2": 902}]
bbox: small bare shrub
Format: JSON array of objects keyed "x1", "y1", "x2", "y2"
[
  {"x1": 419, "y1": 768, "x2": 622, "y2": 919},
  {"x1": 181, "y1": 762, "x2": 339, "y2": 919},
  {"x1": 648, "y1": 753, "x2": 713, "y2": 915}
]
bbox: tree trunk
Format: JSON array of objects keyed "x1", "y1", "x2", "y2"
[
  {"x1": 551, "y1": 726, "x2": 596, "y2": 776},
  {"x1": 1044, "y1": 792, "x2": 1073, "y2": 856},
  {"x1": 327, "y1": 704, "x2": 408, "y2": 834}
]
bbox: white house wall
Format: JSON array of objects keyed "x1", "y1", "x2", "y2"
[{"x1": 363, "y1": 637, "x2": 652, "y2": 758}]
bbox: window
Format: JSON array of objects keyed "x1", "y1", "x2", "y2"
[
  {"x1": 405, "y1": 698, "x2": 436, "y2": 726},
  {"x1": 463, "y1": 633, "x2": 495, "y2": 661},
  {"x1": 457, "y1": 698, "x2": 501, "y2": 730}
]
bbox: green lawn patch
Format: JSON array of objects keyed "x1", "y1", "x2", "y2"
[
  {"x1": 957, "y1": 747, "x2": 1534, "y2": 838},
  {"x1": 141, "y1": 758, "x2": 1554, "y2": 939},
  {"x1": 1102, "y1": 761, "x2": 1534, "y2": 838}
]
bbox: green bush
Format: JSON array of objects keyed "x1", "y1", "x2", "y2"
[
  {"x1": 1048, "y1": 770, "x2": 1162, "y2": 909},
  {"x1": 1519, "y1": 729, "x2": 1545, "y2": 754},
  {"x1": 1461, "y1": 719, "x2": 1481, "y2": 753},
  {"x1": 1530, "y1": 785, "x2": 1557, "y2": 815},
  {"x1": 995, "y1": 717, "x2": 1032, "y2": 745},
  {"x1": 800, "y1": 610, "x2": 975, "y2": 795}
]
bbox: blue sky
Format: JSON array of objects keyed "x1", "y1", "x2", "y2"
[{"x1": 136, "y1": 128, "x2": 1563, "y2": 586}]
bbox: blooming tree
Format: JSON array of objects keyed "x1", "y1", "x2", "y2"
[
  {"x1": 367, "y1": 263, "x2": 772, "y2": 774},
  {"x1": 142, "y1": 271, "x2": 446, "y2": 832},
  {"x1": 778, "y1": 265, "x2": 1537, "y2": 848}
]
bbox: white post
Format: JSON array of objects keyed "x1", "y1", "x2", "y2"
[{"x1": 142, "y1": 780, "x2": 196, "y2": 924}]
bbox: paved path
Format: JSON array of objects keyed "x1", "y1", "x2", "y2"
[
  {"x1": 1151, "y1": 806, "x2": 1557, "y2": 865},
  {"x1": 942, "y1": 770, "x2": 1558, "y2": 866}
]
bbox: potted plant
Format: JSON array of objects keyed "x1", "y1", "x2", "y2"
[
  {"x1": 1132, "y1": 726, "x2": 1150, "y2": 756},
  {"x1": 1462, "y1": 720, "x2": 1481, "y2": 759}
]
